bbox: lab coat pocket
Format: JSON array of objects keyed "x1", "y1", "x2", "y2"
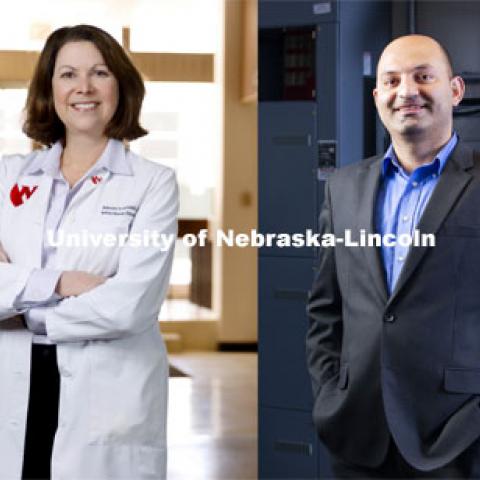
[
  {"x1": 58, "y1": 217, "x2": 132, "y2": 276},
  {"x1": 87, "y1": 334, "x2": 168, "y2": 446},
  {"x1": 87, "y1": 341, "x2": 131, "y2": 444},
  {"x1": 87, "y1": 214, "x2": 133, "y2": 242}
]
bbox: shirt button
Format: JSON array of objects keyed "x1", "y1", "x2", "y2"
[
  {"x1": 398, "y1": 256, "x2": 405, "y2": 262},
  {"x1": 384, "y1": 313, "x2": 396, "y2": 323},
  {"x1": 412, "y1": 181, "x2": 418, "y2": 187},
  {"x1": 402, "y1": 215, "x2": 409, "y2": 222}
]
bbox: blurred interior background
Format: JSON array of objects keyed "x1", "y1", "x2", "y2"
[{"x1": 0, "y1": 1, "x2": 258, "y2": 478}]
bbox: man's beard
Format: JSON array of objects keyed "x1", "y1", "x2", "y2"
[
  {"x1": 400, "y1": 123, "x2": 425, "y2": 139},
  {"x1": 397, "y1": 110, "x2": 431, "y2": 139}
]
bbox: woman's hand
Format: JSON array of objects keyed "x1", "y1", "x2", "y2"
[
  {"x1": 0, "y1": 243, "x2": 10, "y2": 263},
  {"x1": 56, "y1": 271, "x2": 107, "y2": 298}
]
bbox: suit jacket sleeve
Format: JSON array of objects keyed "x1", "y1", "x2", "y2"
[{"x1": 306, "y1": 178, "x2": 343, "y2": 397}]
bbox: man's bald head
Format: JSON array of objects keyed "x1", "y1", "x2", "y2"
[
  {"x1": 377, "y1": 35, "x2": 453, "y2": 79},
  {"x1": 373, "y1": 34, "x2": 464, "y2": 148}
]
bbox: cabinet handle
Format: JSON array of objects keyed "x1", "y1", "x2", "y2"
[
  {"x1": 273, "y1": 289, "x2": 308, "y2": 300},
  {"x1": 274, "y1": 440, "x2": 313, "y2": 456}
]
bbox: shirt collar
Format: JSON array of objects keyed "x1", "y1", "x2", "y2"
[
  {"x1": 381, "y1": 132, "x2": 458, "y2": 181},
  {"x1": 23, "y1": 138, "x2": 133, "y2": 177}
]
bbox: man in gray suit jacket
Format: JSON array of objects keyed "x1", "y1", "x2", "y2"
[{"x1": 306, "y1": 34, "x2": 480, "y2": 478}]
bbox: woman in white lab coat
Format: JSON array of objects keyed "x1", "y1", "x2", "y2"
[{"x1": 0, "y1": 25, "x2": 178, "y2": 479}]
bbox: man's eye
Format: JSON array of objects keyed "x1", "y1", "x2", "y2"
[
  {"x1": 419, "y1": 73, "x2": 434, "y2": 82},
  {"x1": 384, "y1": 78, "x2": 398, "y2": 87}
]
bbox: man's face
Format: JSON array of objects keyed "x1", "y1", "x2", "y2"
[{"x1": 373, "y1": 36, "x2": 464, "y2": 141}]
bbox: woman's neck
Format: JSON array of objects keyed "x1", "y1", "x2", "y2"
[{"x1": 61, "y1": 134, "x2": 109, "y2": 170}]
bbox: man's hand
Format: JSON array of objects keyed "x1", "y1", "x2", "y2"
[
  {"x1": 0, "y1": 243, "x2": 10, "y2": 263},
  {"x1": 56, "y1": 271, "x2": 107, "y2": 298}
]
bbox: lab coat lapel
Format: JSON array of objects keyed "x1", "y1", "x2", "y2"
[
  {"x1": 62, "y1": 139, "x2": 129, "y2": 215},
  {"x1": 18, "y1": 173, "x2": 53, "y2": 267},
  {"x1": 387, "y1": 142, "x2": 474, "y2": 306},
  {"x1": 64, "y1": 170, "x2": 113, "y2": 217}
]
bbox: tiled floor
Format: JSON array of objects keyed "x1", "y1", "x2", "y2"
[{"x1": 167, "y1": 352, "x2": 257, "y2": 480}]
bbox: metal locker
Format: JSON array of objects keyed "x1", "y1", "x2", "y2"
[
  {"x1": 259, "y1": 256, "x2": 316, "y2": 410},
  {"x1": 259, "y1": 102, "x2": 317, "y2": 258},
  {"x1": 259, "y1": 406, "x2": 332, "y2": 479}
]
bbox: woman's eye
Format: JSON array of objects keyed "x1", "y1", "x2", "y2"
[
  {"x1": 60, "y1": 71, "x2": 74, "y2": 79},
  {"x1": 95, "y1": 70, "x2": 109, "y2": 77}
]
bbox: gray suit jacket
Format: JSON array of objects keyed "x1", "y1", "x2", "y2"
[{"x1": 306, "y1": 141, "x2": 480, "y2": 470}]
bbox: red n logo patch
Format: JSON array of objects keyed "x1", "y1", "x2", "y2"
[
  {"x1": 91, "y1": 176, "x2": 102, "y2": 185},
  {"x1": 10, "y1": 184, "x2": 38, "y2": 207}
]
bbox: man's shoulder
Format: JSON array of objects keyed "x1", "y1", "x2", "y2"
[
  {"x1": 328, "y1": 154, "x2": 383, "y2": 186},
  {"x1": 449, "y1": 140, "x2": 480, "y2": 173}
]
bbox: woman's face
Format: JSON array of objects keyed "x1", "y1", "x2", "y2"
[{"x1": 52, "y1": 41, "x2": 119, "y2": 140}]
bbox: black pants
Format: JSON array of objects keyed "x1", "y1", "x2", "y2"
[
  {"x1": 331, "y1": 437, "x2": 480, "y2": 479},
  {"x1": 22, "y1": 344, "x2": 60, "y2": 480}
]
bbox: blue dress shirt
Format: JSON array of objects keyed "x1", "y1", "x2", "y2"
[{"x1": 376, "y1": 134, "x2": 458, "y2": 295}]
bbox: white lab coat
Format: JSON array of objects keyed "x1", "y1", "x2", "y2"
[{"x1": 0, "y1": 139, "x2": 178, "y2": 479}]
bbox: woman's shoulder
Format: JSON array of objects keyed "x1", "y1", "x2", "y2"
[
  {"x1": 1, "y1": 150, "x2": 39, "y2": 167},
  {"x1": 0, "y1": 149, "x2": 45, "y2": 177},
  {"x1": 125, "y1": 148, "x2": 175, "y2": 181}
]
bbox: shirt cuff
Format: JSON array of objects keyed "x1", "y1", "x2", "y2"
[{"x1": 13, "y1": 269, "x2": 62, "y2": 307}]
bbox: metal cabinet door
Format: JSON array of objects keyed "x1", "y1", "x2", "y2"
[
  {"x1": 259, "y1": 256, "x2": 316, "y2": 410},
  {"x1": 259, "y1": 406, "x2": 332, "y2": 479},
  {"x1": 259, "y1": 102, "x2": 318, "y2": 258}
]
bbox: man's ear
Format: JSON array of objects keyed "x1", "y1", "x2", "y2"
[
  {"x1": 373, "y1": 87, "x2": 378, "y2": 104},
  {"x1": 451, "y1": 76, "x2": 465, "y2": 107}
]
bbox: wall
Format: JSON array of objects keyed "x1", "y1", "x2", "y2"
[{"x1": 214, "y1": 0, "x2": 258, "y2": 343}]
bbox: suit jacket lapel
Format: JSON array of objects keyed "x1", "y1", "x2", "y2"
[
  {"x1": 387, "y1": 142, "x2": 474, "y2": 306},
  {"x1": 357, "y1": 157, "x2": 389, "y2": 303}
]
